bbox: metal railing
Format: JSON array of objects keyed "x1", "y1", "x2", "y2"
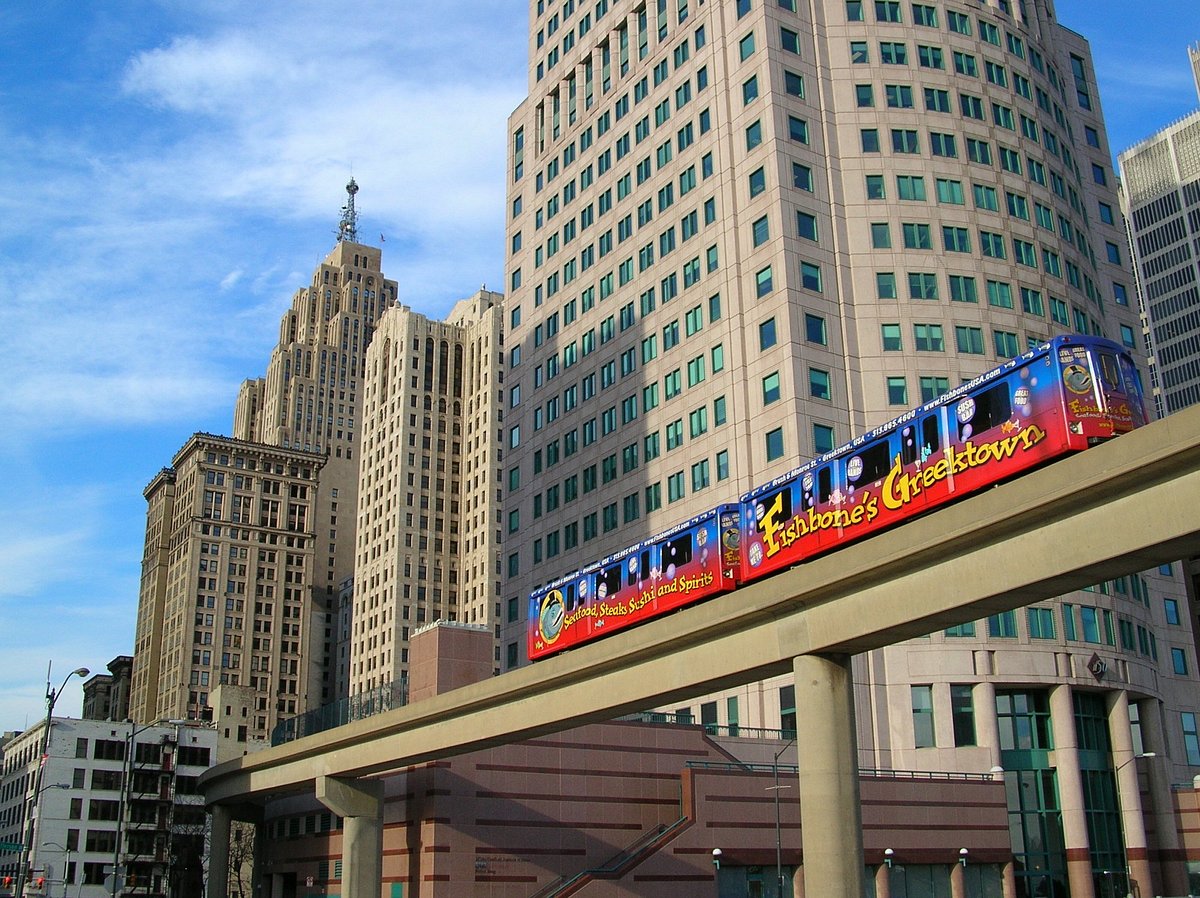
[
  {"x1": 526, "y1": 816, "x2": 691, "y2": 898},
  {"x1": 270, "y1": 677, "x2": 408, "y2": 745},
  {"x1": 617, "y1": 711, "x2": 796, "y2": 742},
  {"x1": 685, "y1": 759, "x2": 1000, "y2": 782}
]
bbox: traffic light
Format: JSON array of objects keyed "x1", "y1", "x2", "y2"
[
  {"x1": 2, "y1": 875, "x2": 13, "y2": 890},
  {"x1": 33, "y1": 878, "x2": 44, "y2": 891},
  {"x1": 128, "y1": 874, "x2": 137, "y2": 888}
]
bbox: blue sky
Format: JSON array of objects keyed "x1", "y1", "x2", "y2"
[{"x1": 0, "y1": 1, "x2": 1196, "y2": 733}]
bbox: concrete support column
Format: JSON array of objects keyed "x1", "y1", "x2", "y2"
[
  {"x1": 874, "y1": 864, "x2": 891, "y2": 898},
  {"x1": 1049, "y1": 684, "x2": 1095, "y2": 898},
  {"x1": 1107, "y1": 690, "x2": 1153, "y2": 896},
  {"x1": 1001, "y1": 860, "x2": 1018, "y2": 898},
  {"x1": 794, "y1": 653, "x2": 863, "y2": 898},
  {"x1": 1137, "y1": 697, "x2": 1189, "y2": 895},
  {"x1": 208, "y1": 804, "x2": 232, "y2": 898},
  {"x1": 949, "y1": 859, "x2": 965, "y2": 898},
  {"x1": 316, "y1": 775, "x2": 384, "y2": 898},
  {"x1": 975, "y1": 680, "x2": 1001, "y2": 763},
  {"x1": 251, "y1": 817, "x2": 269, "y2": 898}
]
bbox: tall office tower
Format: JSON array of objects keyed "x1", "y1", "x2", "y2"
[
  {"x1": 351, "y1": 290, "x2": 504, "y2": 694},
  {"x1": 129, "y1": 434, "x2": 324, "y2": 739},
  {"x1": 1118, "y1": 56, "x2": 1200, "y2": 417},
  {"x1": 233, "y1": 180, "x2": 398, "y2": 706},
  {"x1": 502, "y1": 0, "x2": 1198, "y2": 893}
]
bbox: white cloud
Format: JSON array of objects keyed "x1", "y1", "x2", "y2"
[{"x1": 0, "y1": 0, "x2": 530, "y2": 730}]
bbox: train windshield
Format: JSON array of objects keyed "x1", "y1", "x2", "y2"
[{"x1": 1096, "y1": 350, "x2": 1123, "y2": 393}]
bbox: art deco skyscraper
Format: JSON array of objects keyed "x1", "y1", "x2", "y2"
[
  {"x1": 133, "y1": 184, "x2": 396, "y2": 734},
  {"x1": 234, "y1": 181, "x2": 398, "y2": 706},
  {"x1": 500, "y1": 0, "x2": 1197, "y2": 892},
  {"x1": 351, "y1": 290, "x2": 504, "y2": 694}
]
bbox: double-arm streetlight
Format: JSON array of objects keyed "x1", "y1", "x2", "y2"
[{"x1": 14, "y1": 666, "x2": 89, "y2": 898}]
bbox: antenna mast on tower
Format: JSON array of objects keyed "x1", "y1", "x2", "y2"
[{"x1": 337, "y1": 178, "x2": 359, "y2": 243}]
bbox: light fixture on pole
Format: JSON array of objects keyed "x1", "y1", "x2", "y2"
[
  {"x1": 768, "y1": 737, "x2": 795, "y2": 898},
  {"x1": 884, "y1": 848, "x2": 894, "y2": 869},
  {"x1": 959, "y1": 847, "x2": 969, "y2": 867},
  {"x1": 14, "y1": 665, "x2": 88, "y2": 898},
  {"x1": 1113, "y1": 751, "x2": 1156, "y2": 897},
  {"x1": 711, "y1": 848, "x2": 722, "y2": 870}
]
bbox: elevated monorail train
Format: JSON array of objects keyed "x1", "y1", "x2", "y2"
[{"x1": 528, "y1": 334, "x2": 1146, "y2": 661}]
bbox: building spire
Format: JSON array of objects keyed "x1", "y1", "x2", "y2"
[{"x1": 337, "y1": 178, "x2": 359, "y2": 243}]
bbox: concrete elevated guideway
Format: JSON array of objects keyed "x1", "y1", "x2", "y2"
[{"x1": 202, "y1": 404, "x2": 1200, "y2": 898}]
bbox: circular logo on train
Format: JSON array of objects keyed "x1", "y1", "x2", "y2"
[
  {"x1": 956, "y1": 396, "x2": 975, "y2": 424},
  {"x1": 1063, "y1": 363, "x2": 1092, "y2": 395},
  {"x1": 722, "y1": 528, "x2": 740, "y2": 551},
  {"x1": 696, "y1": 527, "x2": 708, "y2": 547},
  {"x1": 1014, "y1": 385, "x2": 1031, "y2": 414},
  {"x1": 539, "y1": 590, "x2": 566, "y2": 644},
  {"x1": 748, "y1": 541, "x2": 764, "y2": 567},
  {"x1": 802, "y1": 472, "x2": 814, "y2": 491},
  {"x1": 846, "y1": 456, "x2": 864, "y2": 482}
]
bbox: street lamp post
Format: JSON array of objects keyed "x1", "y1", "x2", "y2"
[
  {"x1": 41, "y1": 843, "x2": 72, "y2": 898},
  {"x1": 769, "y1": 737, "x2": 796, "y2": 898},
  {"x1": 1114, "y1": 751, "x2": 1155, "y2": 898},
  {"x1": 13, "y1": 666, "x2": 89, "y2": 898}
]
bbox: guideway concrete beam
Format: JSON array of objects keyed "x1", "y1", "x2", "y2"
[
  {"x1": 198, "y1": 406, "x2": 1200, "y2": 898},
  {"x1": 316, "y1": 776, "x2": 384, "y2": 898}
]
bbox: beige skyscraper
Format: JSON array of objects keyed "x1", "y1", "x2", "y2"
[
  {"x1": 130, "y1": 433, "x2": 324, "y2": 740},
  {"x1": 133, "y1": 184, "x2": 395, "y2": 734},
  {"x1": 350, "y1": 289, "x2": 504, "y2": 695},
  {"x1": 500, "y1": 0, "x2": 1197, "y2": 893},
  {"x1": 233, "y1": 180, "x2": 398, "y2": 707}
]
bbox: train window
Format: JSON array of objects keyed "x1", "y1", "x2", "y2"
[
  {"x1": 757, "y1": 487, "x2": 792, "y2": 530},
  {"x1": 660, "y1": 533, "x2": 693, "y2": 573},
  {"x1": 597, "y1": 565, "x2": 622, "y2": 600},
  {"x1": 1097, "y1": 351, "x2": 1121, "y2": 391},
  {"x1": 802, "y1": 466, "x2": 834, "y2": 507},
  {"x1": 847, "y1": 440, "x2": 890, "y2": 485},
  {"x1": 900, "y1": 418, "x2": 939, "y2": 464},
  {"x1": 564, "y1": 581, "x2": 579, "y2": 611},
  {"x1": 900, "y1": 425, "x2": 919, "y2": 466},
  {"x1": 961, "y1": 383, "x2": 1011, "y2": 439},
  {"x1": 921, "y1": 415, "x2": 940, "y2": 457},
  {"x1": 627, "y1": 549, "x2": 652, "y2": 587},
  {"x1": 817, "y1": 466, "x2": 832, "y2": 502}
]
